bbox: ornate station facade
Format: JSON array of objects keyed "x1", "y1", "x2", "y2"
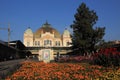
[{"x1": 23, "y1": 22, "x2": 72, "y2": 62}]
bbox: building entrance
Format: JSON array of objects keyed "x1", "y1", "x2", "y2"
[{"x1": 38, "y1": 49, "x2": 54, "y2": 63}]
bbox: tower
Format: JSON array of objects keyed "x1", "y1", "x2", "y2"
[
  {"x1": 23, "y1": 27, "x2": 33, "y2": 47},
  {"x1": 62, "y1": 28, "x2": 72, "y2": 47}
]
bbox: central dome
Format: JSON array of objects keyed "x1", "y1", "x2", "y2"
[{"x1": 34, "y1": 22, "x2": 61, "y2": 38}]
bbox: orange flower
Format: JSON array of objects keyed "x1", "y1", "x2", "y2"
[{"x1": 6, "y1": 61, "x2": 120, "y2": 80}]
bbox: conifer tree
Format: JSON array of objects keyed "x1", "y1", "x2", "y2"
[{"x1": 71, "y1": 3, "x2": 105, "y2": 55}]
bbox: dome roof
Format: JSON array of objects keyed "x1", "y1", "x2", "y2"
[
  {"x1": 34, "y1": 22, "x2": 61, "y2": 38},
  {"x1": 63, "y1": 28, "x2": 70, "y2": 36},
  {"x1": 24, "y1": 27, "x2": 33, "y2": 34}
]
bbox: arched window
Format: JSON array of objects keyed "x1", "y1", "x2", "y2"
[
  {"x1": 44, "y1": 40, "x2": 47, "y2": 45},
  {"x1": 55, "y1": 41, "x2": 60, "y2": 46},
  {"x1": 44, "y1": 40, "x2": 52, "y2": 46},
  {"x1": 38, "y1": 41, "x2": 40, "y2": 46},
  {"x1": 50, "y1": 40, "x2": 52, "y2": 45},
  {"x1": 35, "y1": 41, "x2": 37, "y2": 45},
  {"x1": 58, "y1": 41, "x2": 60, "y2": 46},
  {"x1": 47, "y1": 40, "x2": 49, "y2": 44},
  {"x1": 66, "y1": 42, "x2": 69, "y2": 46},
  {"x1": 27, "y1": 42, "x2": 30, "y2": 46},
  {"x1": 55, "y1": 41, "x2": 57, "y2": 46}
]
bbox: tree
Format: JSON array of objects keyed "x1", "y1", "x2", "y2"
[{"x1": 71, "y1": 3, "x2": 105, "y2": 55}]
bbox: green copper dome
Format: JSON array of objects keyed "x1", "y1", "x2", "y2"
[
  {"x1": 24, "y1": 27, "x2": 33, "y2": 34},
  {"x1": 63, "y1": 28, "x2": 70, "y2": 36}
]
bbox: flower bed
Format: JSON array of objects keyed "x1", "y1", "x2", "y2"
[
  {"x1": 58, "y1": 56, "x2": 92, "y2": 63},
  {"x1": 6, "y1": 61, "x2": 120, "y2": 80}
]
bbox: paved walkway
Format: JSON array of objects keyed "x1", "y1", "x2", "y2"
[{"x1": 0, "y1": 59, "x2": 25, "y2": 79}]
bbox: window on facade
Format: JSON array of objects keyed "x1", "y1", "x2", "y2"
[
  {"x1": 38, "y1": 41, "x2": 40, "y2": 46},
  {"x1": 66, "y1": 42, "x2": 69, "y2": 46},
  {"x1": 50, "y1": 41, "x2": 52, "y2": 45},
  {"x1": 34, "y1": 41, "x2": 40, "y2": 46},
  {"x1": 44, "y1": 40, "x2": 47, "y2": 45},
  {"x1": 50, "y1": 40, "x2": 52, "y2": 45},
  {"x1": 47, "y1": 40, "x2": 49, "y2": 44},
  {"x1": 58, "y1": 41, "x2": 60, "y2": 46},
  {"x1": 55, "y1": 41, "x2": 60, "y2": 46},
  {"x1": 44, "y1": 40, "x2": 52, "y2": 46},
  {"x1": 27, "y1": 42, "x2": 30, "y2": 46},
  {"x1": 55, "y1": 41, "x2": 57, "y2": 46},
  {"x1": 35, "y1": 41, "x2": 37, "y2": 46}
]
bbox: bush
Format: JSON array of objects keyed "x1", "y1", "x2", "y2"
[
  {"x1": 57, "y1": 55, "x2": 92, "y2": 63},
  {"x1": 92, "y1": 48, "x2": 120, "y2": 67}
]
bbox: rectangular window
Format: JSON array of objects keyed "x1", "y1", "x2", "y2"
[
  {"x1": 44, "y1": 40, "x2": 47, "y2": 45},
  {"x1": 35, "y1": 41, "x2": 37, "y2": 45},
  {"x1": 50, "y1": 41, "x2": 52, "y2": 45},
  {"x1": 27, "y1": 42, "x2": 30, "y2": 46},
  {"x1": 56, "y1": 41, "x2": 57, "y2": 46},
  {"x1": 58, "y1": 41, "x2": 60, "y2": 46},
  {"x1": 38, "y1": 41, "x2": 40, "y2": 46},
  {"x1": 67, "y1": 42, "x2": 69, "y2": 46}
]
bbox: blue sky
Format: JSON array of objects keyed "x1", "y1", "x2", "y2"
[{"x1": 0, "y1": 0, "x2": 120, "y2": 42}]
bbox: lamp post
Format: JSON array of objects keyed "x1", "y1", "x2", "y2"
[{"x1": 0, "y1": 23, "x2": 10, "y2": 46}]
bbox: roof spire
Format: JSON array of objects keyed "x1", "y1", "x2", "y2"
[
  {"x1": 28, "y1": 27, "x2": 30, "y2": 29},
  {"x1": 45, "y1": 20, "x2": 48, "y2": 25},
  {"x1": 42, "y1": 20, "x2": 51, "y2": 28},
  {"x1": 65, "y1": 27, "x2": 67, "y2": 30}
]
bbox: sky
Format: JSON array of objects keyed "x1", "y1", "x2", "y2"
[{"x1": 0, "y1": 0, "x2": 120, "y2": 42}]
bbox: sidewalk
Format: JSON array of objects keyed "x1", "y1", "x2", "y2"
[{"x1": 0, "y1": 59, "x2": 25, "y2": 79}]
